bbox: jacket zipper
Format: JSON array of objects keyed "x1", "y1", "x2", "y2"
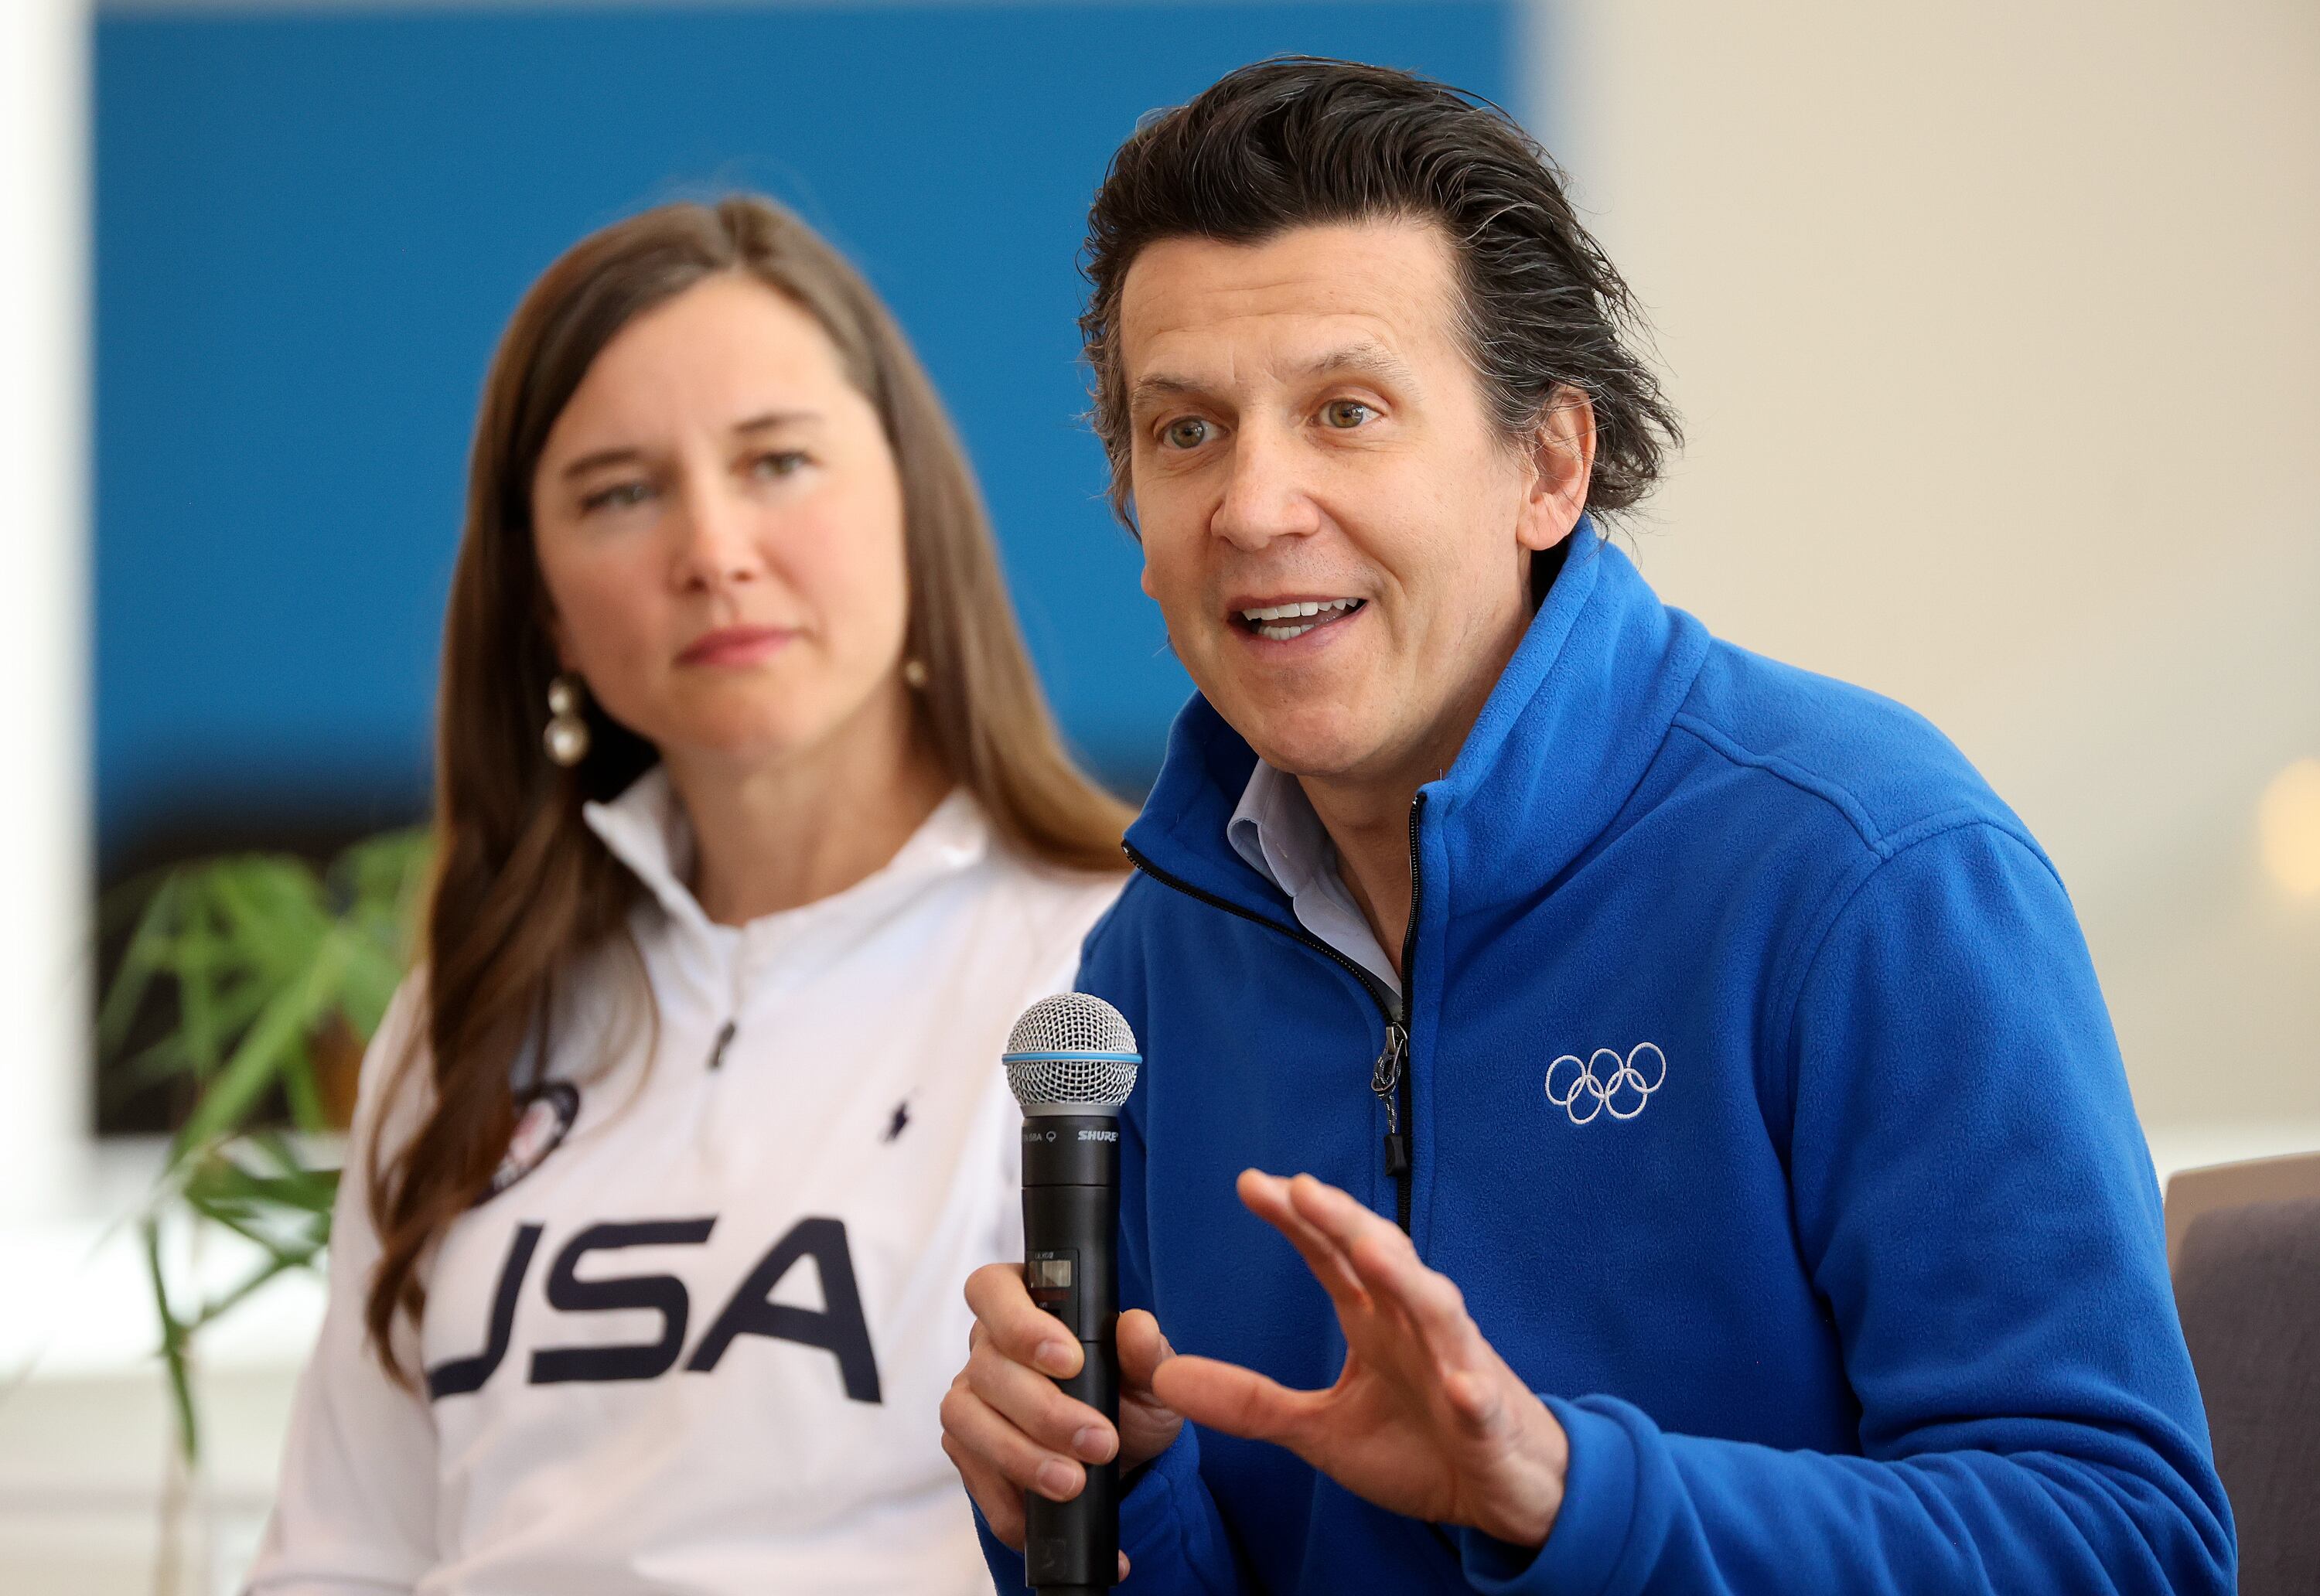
[
  {"x1": 707, "y1": 946, "x2": 746, "y2": 1070},
  {"x1": 1381, "y1": 793, "x2": 1424, "y2": 1231},
  {"x1": 1122, "y1": 797, "x2": 1428, "y2": 1233}
]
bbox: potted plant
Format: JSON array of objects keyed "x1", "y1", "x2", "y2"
[{"x1": 97, "y1": 828, "x2": 430, "y2": 1593}]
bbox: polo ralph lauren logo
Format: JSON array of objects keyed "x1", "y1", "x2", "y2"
[{"x1": 1544, "y1": 1044, "x2": 1666, "y2": 1124}]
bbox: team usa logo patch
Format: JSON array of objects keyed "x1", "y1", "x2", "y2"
[
  {"x1": 487, "y1": 1082, "x2": 580, "y2": 1198},
  {"x1": 1544, "y1": 1043, "x2": 1667, "y2": 1124}
]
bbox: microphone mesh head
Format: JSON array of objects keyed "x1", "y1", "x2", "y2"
[{"x1": 1003, "y1": 993, "x2": 1140, "y2": 1111}]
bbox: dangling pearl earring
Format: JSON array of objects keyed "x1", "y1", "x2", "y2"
[
  {"x1": 901, "y1": 657, "x2": 930, "y2": 691},
  {"x1": 543, "y1": 674, "x2": 592, "y2": 766}
]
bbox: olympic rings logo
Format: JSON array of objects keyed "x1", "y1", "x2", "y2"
[{"x1": 1544, "y1": 1043, "x2": 1667, "y2": 1125}]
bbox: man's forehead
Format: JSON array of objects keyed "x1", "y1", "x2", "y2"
[{"x1": 1119, "y1": 220, "x2": 1461, "y2": 378}]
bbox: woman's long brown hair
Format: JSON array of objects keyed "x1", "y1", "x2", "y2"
[{"x1": 364, "y1": 196, "x2": 1131, "y2": 1379}]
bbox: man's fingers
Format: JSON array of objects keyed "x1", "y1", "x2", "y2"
[
  {"x1": 1346, "y1": 1221, "x2": 1490, "y2": 1375},
  {"x1": 1284, "y1": 1173, "x2": 1486, "y2": 1369},
  {"x1": 940, "y1": 1380, "x2": 1094, "y2": 1502},
  {"x1": 1246, "y1": 1169, "x2": 1486, "y2": 1377},
  {"x1": 964, "y1": 1262, "x2": 1083, "y2": 1378},
  {"x1": 941, "y1": 1427, "x2": 1025, "y2": 1549},
  {"x1": 1117, "y1": 1308, "x2": 1174, "y2": 1392},
  {"x1": 1237, "y1": 1168, "x2": 1373, "y2": 1311},
  {"x1": 964, "y1": 1340, "x2": 1117, "y2": 1463},
  {"x1": 1150, "y1": 1351, "x2": 1321, "y2": 1446},
  {"x1": 1281, "y1": 1169, "x2": 1407, "y2": 1259}
]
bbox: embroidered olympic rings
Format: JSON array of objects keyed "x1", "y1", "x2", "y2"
[{"x1": 1544, "y1": 1043, "x2": 1667, "y2": 1125}]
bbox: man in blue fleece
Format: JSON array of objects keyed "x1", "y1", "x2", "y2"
[{"x1": 939, "y1": 57, "x2": 2233, "y2": 1595}]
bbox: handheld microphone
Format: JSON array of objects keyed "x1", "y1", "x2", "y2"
[{"x1": 1002, "y1": 993, "x2": 1141, "y2": 1596}]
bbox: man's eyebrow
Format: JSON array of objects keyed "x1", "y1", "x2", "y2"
[
  {"x1": 1128, "y1": 373, "x2": 1212, "y2": 411},
  {"x1": 558, "y1": 411, "x2": 820, "y2": 480},
  {"x1": 1128, "y1": 344, "x2": 1418, "y2": 411},
  {"x1": 1292, "y1": 342, "x2": 1418, "y2": 387}
]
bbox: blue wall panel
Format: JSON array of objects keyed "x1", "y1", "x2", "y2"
[{"x1": 94, "y1": 1, "x2": 1513, "y2": 863}]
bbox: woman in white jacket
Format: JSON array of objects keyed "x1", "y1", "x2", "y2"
[{"x1": 247, "y1": 196, "x2": 1128, "y2": 1595}]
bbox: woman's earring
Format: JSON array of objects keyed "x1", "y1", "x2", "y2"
[
  {"x1": 901, "y1": 657, "x2": 930, "y2": 691},
  {"x1": 544, "y1": 674, "x2": 592, "y2": 767}
]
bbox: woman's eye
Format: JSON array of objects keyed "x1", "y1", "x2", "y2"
[
  {"x1": 749, "y1": 451, "x2": 808, "y2": 479},
  {"x1": 579, "y1": 480, "x2": 656, "y2": 514},
  {"x1": 1161, "y1": 418, "x2": 1211, "y2": 451},
  {"x1": 1322, "y1": 400, "x2": 1376, "y2": 429}
]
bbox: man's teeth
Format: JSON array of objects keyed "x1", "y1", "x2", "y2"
[
  {"x1": 1240, "y1": 597, "x2": 1362, "y2": 640},
  {"x1": 1242, "y1": 598, "x2": 1358, "y2": 622}
]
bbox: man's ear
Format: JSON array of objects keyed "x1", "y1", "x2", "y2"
[
  {"x1": 1132, "y1": 494, "x2": 1158, "y2": 600},
  {"x1": 1516, "y1": 385, "x2": 1597, "y2": 553}
]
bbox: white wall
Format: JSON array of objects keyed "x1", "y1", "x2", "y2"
[
  {"x1": 1542, "y1": 0, "x2": 2320, "y2": 1154},
  {"x1": 0, "y1": 0, "x2": 90, "y2": 1224}
]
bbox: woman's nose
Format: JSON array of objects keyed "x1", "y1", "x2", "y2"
[{"x1": 670, "y1": 481, "x2": 763, "y2": 590}]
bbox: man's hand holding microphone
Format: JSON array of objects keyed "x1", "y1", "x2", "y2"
[
  {"x1": 943, "y1": 998, "x2": 1574, "y2": 1589},
  {"x1": 943, "y1": 1281, "x2": 1179, "y2": 1583}
]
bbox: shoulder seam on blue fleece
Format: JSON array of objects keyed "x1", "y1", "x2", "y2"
[
  {"x1": 1767, "y1": 817, "x2": 2042, "y2": 1072},
  {"x1": 1669, "y1": 711, "x2": 1888, "y2": 853},
  {"x1": 1670, "y1": 711, "x2": 2015, "y2": 863}
]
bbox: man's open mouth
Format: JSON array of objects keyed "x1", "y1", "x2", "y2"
[{"x1": 1233, "y1": 597, "x2": 1366, "y2": 642}]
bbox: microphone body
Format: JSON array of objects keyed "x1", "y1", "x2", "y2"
[
  {"x1": 1022, "y1": 1116, "x2": 1121, "y2": 1594},
  {"x1": 1004, "y1": 995, "x2": 1141, "y2": 1596}
]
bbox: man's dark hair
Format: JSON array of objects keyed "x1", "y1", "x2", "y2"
[{"x1": 1081, "y1": 56, "x2": 1680, "y2": 526}]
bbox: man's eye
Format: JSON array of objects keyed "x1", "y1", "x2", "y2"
[
  {"x1": 749, "y1": 451, "x2": 808, "y2": 479},
  {"x1": 1322, "y1": 400, "x2": 1376, "y2": 429},
  {"x1": 579, "y1": 480, "x2": 655, "y2": 514},
  {"x1": 1162, "y1": 418, "x2": 1211, "y2": 450}
]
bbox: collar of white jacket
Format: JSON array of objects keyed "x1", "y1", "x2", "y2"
[{"x1": 580, "y1": 766, "x2": 991, "y2": 942}]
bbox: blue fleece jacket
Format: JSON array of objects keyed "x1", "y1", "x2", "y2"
[{"x1": 978, "y1": 526, "x2": 2233, "y2": 1595}]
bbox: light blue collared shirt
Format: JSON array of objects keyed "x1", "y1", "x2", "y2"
[{"x1": 1226, "y1": 761, "x2": 1401, "y2": 998}]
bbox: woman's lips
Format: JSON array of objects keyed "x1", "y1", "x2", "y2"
[{"x1": 677, "y1": 626, "x2": 794, "y2": 667}]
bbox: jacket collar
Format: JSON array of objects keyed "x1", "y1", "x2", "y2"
[
  {"x1": 582, "y1": 765, "x2": 991, "y2": 943},
  {"x1": 1124, "y1": 522, "x2": 1710, "y2": 929}
]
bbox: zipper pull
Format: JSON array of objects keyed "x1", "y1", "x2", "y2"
[
  {"x1": 1372, "y1": 1021, "x2": 1409, "y2": 1173},
  {"x1": 706, "y1": 1020, "x2": 736, "y2": 1071}
]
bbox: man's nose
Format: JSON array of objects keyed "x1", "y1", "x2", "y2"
[{"x1": 1210, "y1": 421, "x2": 1322, "y2": 552}]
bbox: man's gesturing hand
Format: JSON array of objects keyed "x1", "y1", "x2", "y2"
[
  {"x1": 1151, "y1": 1170, "x2": 1570, "y2": 1550},
  {"x1": 939, "y1": 1261, "x2": 1183, "y2": 1576}
]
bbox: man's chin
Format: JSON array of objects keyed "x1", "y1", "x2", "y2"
[
  {"x1": 1231, "y1": 714, "x2": 1388, "y2": 785},
  {"x1": 1188, "y1": 655, "x2": 1394, "y2": 776}
]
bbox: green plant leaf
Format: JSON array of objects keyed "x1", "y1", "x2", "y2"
[
  {"x1": 277, "y1": 1042, "x2": 331, "y2": 1136},
  {"x1": 111, "y1": 975, "x2": 275, "y2": 1094},
  {"x1": 192, "y1": 1250, "x2": 317, "y2": 1334},
  {"x1": 170, "y1": 915, "x2": 227, "y2": 1079},
  {"x1": 244, "y1": 1131, "x2": 342, "y2": 1213},
  {"x1": 97, "y1": 875, "x2": 182, "y2": 1056},
  {"x1": 142, "y1": 1217, "x2": 199, "y2": 1465},
  {"x1": 338, "y1": 946, "x2": 406, "y2": 1042},
  {"x1": 169, "y1": 929, "x2": 351, "y2": 1161},
  {"x1": 184, "y1": 1185, "x2": 322, "y2": 1270},
  {"x1": 208, "y1": 859, "x2": 330, "y2": 981},
  {"x1": 107, "y1": 823, "x2": 428, "y2": 1472},
  {"x1": 186, "y1": 1142, "x2": 338, "y2": 1226}
]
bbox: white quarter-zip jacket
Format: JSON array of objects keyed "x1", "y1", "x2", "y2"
[{"x1": 247, "y1": 771, "x2": 1123, "y2": 1595}]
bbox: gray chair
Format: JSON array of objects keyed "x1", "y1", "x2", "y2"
[{"x1": 2167, "y1": 1153, "x2": 2320, "y2": 1596}]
